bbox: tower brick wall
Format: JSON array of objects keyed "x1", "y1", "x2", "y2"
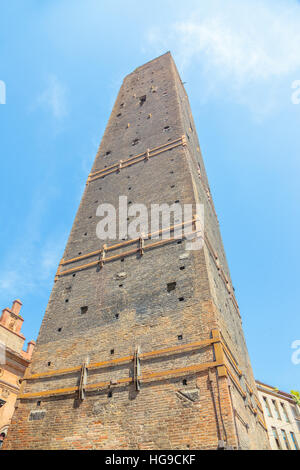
[{"x1": 3, "y1": 53, "x2": 270, "y2": 450}]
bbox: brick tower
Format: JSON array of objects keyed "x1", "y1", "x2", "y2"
[{"x1": 4, "y1": 53, "x2": 270, "y2": 450}]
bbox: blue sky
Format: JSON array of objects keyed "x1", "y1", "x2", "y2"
[{"x1": 0, "y1": 0, "x2": 299, "y2": 392}]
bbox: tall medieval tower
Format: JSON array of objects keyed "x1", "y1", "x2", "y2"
[{"x1": 4, "y1": 53, "x2": 270, "y2": 450}]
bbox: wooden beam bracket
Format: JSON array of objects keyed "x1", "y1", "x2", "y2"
[
  {"x1": 139, "y1": 235, "x2": 145, "y2": 256},
  {"x1": 134, "y1": 346, "x2": 141, "y2": 391},
  {"x1": 99, "y1": 244, "x2": 106, "y2": 269},
  {"x1": 78, "y1": 361, "x2": 88, "y2": 401}
]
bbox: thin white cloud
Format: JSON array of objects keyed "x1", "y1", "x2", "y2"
[
  {"x1": 37, "y1": 75, "x2": 68, "y2": 119},
  {"x1": 0, "y1": 185, "x2": 67, "y2": 299},
  {"x1": 0, "y1": 234, "x2": 66, "y2": 298},
  {"x1": 146, "y1": 0, "x2": 300, "y2": 116}
]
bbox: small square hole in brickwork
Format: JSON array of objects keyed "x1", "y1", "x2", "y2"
[
  {"x1": 48, "y1": 362, "x2": 51, "y2": 367},
  {"x1": 110, "y1": 349, "x2": 115, "y2": 355},
  {"x1": 167, "y1": 282, "x2": 177, "y2": 293},
  {"x1": 37, "y1": 401, "x2": 41, "y2": 407},
  {"x1": 115, "y1": 313, "x2": 119, "y2": 319},
  {"x1": 89, "y1": 216, "x2": 92, "y2": 219},
  {"x1": 132, "y1": 138, "x2": 140, "y2": 146},
  {"x1": 65, "y1": 299, "x2": 69, "y2": 303},
  {"x1": 164, "y1": 126, "x2": 170, "y2": 131},
  {"x1": 139, "y1": 95, "x2": 146, "y2": 106},
  {"x1": 180, "y1": 266, "x2": 185, "y2": 271},
  {"x1": 178, "y1": 297, "x2": 185, "y2": 302},
  {"x1": 78, "y1": 252, "x2": 82, "y2": 255},
  {"x1": 175, "y1": 200, "x2": 180, "y2": 204},
  {"x1": 170, "y1": 171, "x2": 174, "y2": 174},
  {"x1": 177, "y1": 240, "x2": 182, "y2": 245},
  {"x1": 58, "y1": 328, "x2": 62, "y2": 332},
  {"x1": 105, "y1": 151, "x2": 111, "y2": 156},
  {"x1": 121, "y1": 258, "x2": 125, "y2": 262},
  {"x1": 182, "y1": 379, "x2": 187, "y2": 386},
  {"x1": 81, "y1": 306, "x2": 88, "y2": 315},
  {"x1": 119, "y1": 284, "x2": 123, "y2": 288},
  {"x1": 84, "y1": 233, "x2": 88, "y2": 236},
  {"x1": 120, "y1": 103, "x2": 124, "y2": 108},
  {"x1": 178, "y1": 335, "x2": 183, "y2": 341},
  {"x1": 108, "y1": 391, "x2": 113, "y2": 398},
  {"x1": 117, "y1": 113, "x2": 122, "y2": 117},
  {"x1": 73, "y1": 274, "x2": 76, "y2": 277},
  {"x1": 171, "y1": 185, "x2": 175, "y2": 189}
]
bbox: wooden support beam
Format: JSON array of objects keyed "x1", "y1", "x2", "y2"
[
  {"x1": 226, "y1": 367, "x2": 247, "y2": 399},
  {"x1": 26, "y1": 337, "x2": 220, "y2": 381},
  {"x1": 211, "y1": 330, "x2": 227, "y2": 377},
  {"x1": 58, "y1": 224, "x2": 197, "y2": 277},
  {"x1": 19, "y1": 330, "x2": 257, "y2": 403},
  {"x1": 19, "y1": 360, "x2": 224, "y2": 400},
  {"x1": 221, "y1": 341, "x2": 242, "y2": 377},
  {"x1": 88, "y1": 136, "x2": 185, "y2": 183},
  {"x1": 54, "y1": 259, "x2": 63, "y2": 282},
  {"x1": 59, "y1": 218, "x2": 196, "y2": 268},
  {"x1": 257, "y1": 415, "x2": 268, "y2": 432},
  {"x1": 89, "y1": 136, "x2": 183, "y2": 179}
]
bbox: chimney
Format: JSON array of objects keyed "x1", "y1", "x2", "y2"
[
  {"x1": 11, "y1": 299, "x2": 22, "y2": 315},
  {"x1": 26, "y1": 340, "x2": 36, "y2": 360}
]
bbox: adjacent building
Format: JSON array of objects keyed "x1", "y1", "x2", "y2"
[
  {"x1": 0, "y1": 300, "x2": 35, "y2": 447},
  {"x1": 257, "y1": 380, "x2": 300, "y2": 450}
]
